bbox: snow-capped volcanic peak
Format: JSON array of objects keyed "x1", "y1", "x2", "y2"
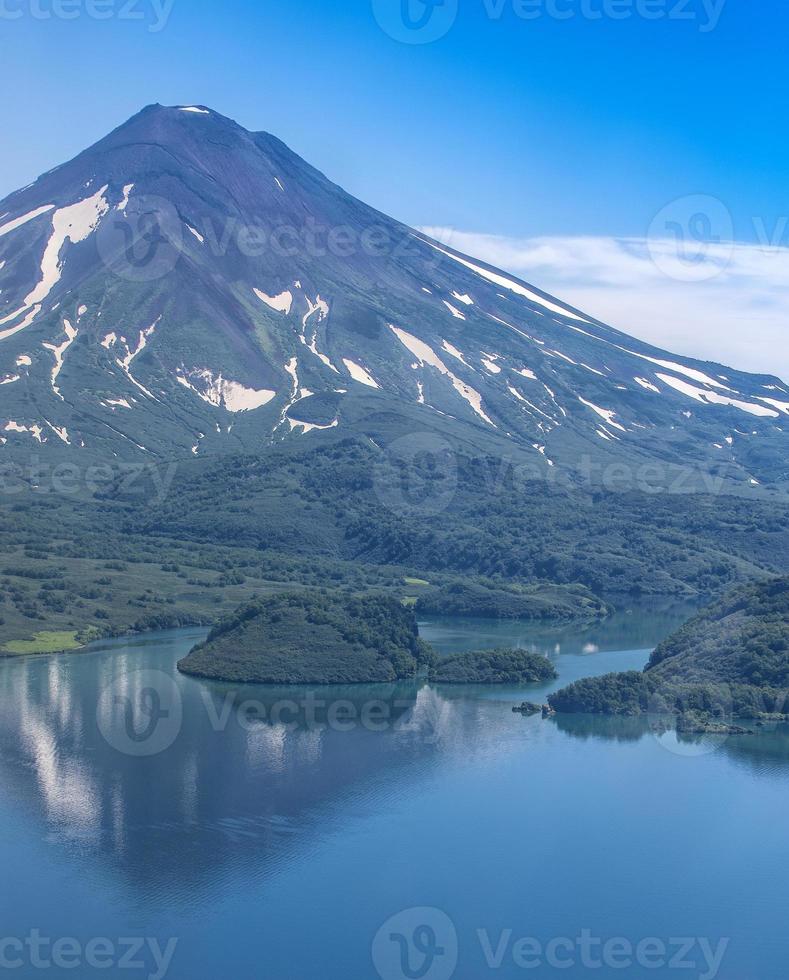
[{"x1": 0, "y1": 103, "x2": 784, "y2": 486}]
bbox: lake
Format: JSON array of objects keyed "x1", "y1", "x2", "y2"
[{"x1": 1, "y1": 600, "x2": 788, "y2": 979}]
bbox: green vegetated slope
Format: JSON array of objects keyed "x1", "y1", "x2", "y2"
[
  {"x1": 0, "y1": 485, "x2": 613, "y2": 653},
  {"x1": 177, "y1": 591, "x2": 436, "y2": 684},
  {"x1": 2, "y1": 631, "x2": 82, "y2": 655},
  {"x1": 646, "y1": 576, "x2": 789, "y2": 685},
  {"x1": 549, "y1": 577, "x2": 789, "y2": 721},
  {"x1": 120, "y1": 442, "x2": 789, "y2": 597},
  {"x1": 1, "y1": 439, "x2": 788, "y2": 652},
  {"x1": 414, "y1": 580, "x2": 610, "y2": 621}
]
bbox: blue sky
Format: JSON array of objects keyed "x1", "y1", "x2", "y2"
[{"x1": 1, "y1": 0, "x2": 788, "y2": 374}]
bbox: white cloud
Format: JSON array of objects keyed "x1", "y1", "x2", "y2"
[{"x1": 420, "y1": 228, "x2": 789, "y2": 383}]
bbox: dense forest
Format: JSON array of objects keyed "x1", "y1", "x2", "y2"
[
  {"x1": 1, "y1": 438, "x2": 788, "y2": 652},
  {"x1": 549, "y1": 577, "x2": 789, "y2": 725},
  {"x1": 430, "y1": 648, "x2": 557, "y2": 685},
  {"x1": 414, "y1": 579, "x2": 610, "y2": 621},
  {"x1": 178, "y1": 591, "x2": 437, "y2": 684},
  {"x1": 646, "y1": 576, "x2": 789, "y2": 686},
  {"x1": 119, "y1": 442, "x2": 789, "y2": 599}
]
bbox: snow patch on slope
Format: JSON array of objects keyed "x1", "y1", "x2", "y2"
[
  {"x1": 44, "y1": 420, "x2": 70, "y2": 445},
  {"x1": 532, "y1": 443, "x2": 554, "y2": 466},
  {"x1": 569, "y1": 325, "x2": 762, "y2": 405},
  {"x1": 112, "y1": 318, "x2": 160, "y2": 400},
  {"x1": 176, "y1": 367, "x2": 276, "y2": 412},
  {"x1": 301, "y1": 295, "x2": 339, "y2": 372},
  {"x1": 578, "y1": 397, "x2": 627, "y2": 432},
  {"x1": 442, "y1": 341, "x2": 472, "y2": 368},
  {"x1": 632, "y1": 355, "x2": 733, "y2": 391},
  {"x1": 117, "y1": 184, "x2": 134, "y2": 212},
  {"x1": 342, "y1": 359, "x2": 379, "y2": 389},
  {"x1": 655, "y1": 373, "x2": 780, "y2": 418},
  {"x1": 481, "y1": 357, "x2": 502, "y2": 375},
  {"x1": 0, "y1": 305, "x2": 42, "y2": 342},
  {"x1": 0, "y1": 205, "x2": 55, "y2": 239},
  {"x1": 5, "y1": 421, "x2": 44, "y2": 442},
  {"x1": 389, "y1": 325, "x2": 494, "y2": 426},
  {"x1": 423, "y1": 239, "x2": 591, "y2": 322},
  {"x1": 443, "y1": 300, "x2": 466, "y2": 320},
  {"x1": 42, "y1": 318, "x2": 78, "y2": 400},
  {"x1": 24, "y1": 187, "x2": 109, "y2": 308},
  {"x1": 508, "y1": 385, "x2": 527, "y2": 403},
  {"x1": 756, "y1": 396, "x2": 789, "y2": 415},
  {"x1": 254, "y1": 288, "x2": 293, "y2": 314},
  {"x1": 288, "y1": 417, "x2": 339, "y2": 435}
]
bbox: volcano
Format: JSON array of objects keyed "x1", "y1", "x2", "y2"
[{"x1": 0, "y1": 104, "x2": 786, "y2": 487}]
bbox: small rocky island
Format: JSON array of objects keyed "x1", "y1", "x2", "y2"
[
  {"x1": 548, "y1": 577, "x2": 789, "y2": 732},
  {"x1": 430, "y1": 648, "x2": 556, "y2": 684},
  {"x1": 179, "y1": 591, "x2": 561, "y2": 688},
  {"x1": 178, "y1": 591, "x2": 437, "y2": 685}
]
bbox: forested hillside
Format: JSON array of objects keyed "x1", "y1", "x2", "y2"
[{"x1": 549, "y1": 577, "x2": 789, "y2": 723}]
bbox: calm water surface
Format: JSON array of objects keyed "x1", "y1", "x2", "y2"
[{"x1": 1, "y1": 601, "x2": 788, "y2": 979}]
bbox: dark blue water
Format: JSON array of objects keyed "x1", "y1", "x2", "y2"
[{"x1": 1, "y1": 602, "x2": 788, "y2": 979}]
